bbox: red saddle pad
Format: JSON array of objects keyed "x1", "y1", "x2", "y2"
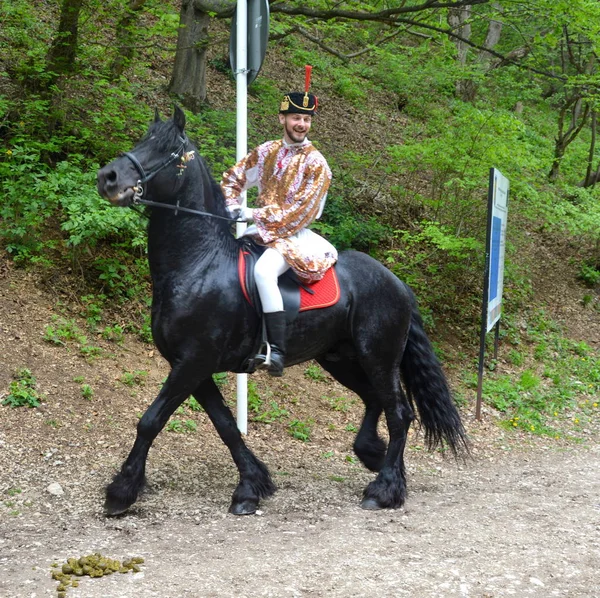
[
  {"x1": 298, "y1": 266, "x2": 340, "y2": 311},
  {"x1": 238, "y1": 250, "x2": 340, "y2": 312}
]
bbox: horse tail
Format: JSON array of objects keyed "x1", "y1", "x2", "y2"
[{"x1": 400, "y1": 292, "x2": 468, "y2": 457}]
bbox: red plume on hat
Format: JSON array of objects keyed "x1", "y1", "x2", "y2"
[
  {"x1": 279, "y1": 66, "x2": 318, "y2": 115},
  {"x1": 305, "y1": 65, "x2": 318, "y2": 111}
]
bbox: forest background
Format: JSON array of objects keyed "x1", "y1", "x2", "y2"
[{"x1": 1, "y1": 0, "x2": 599, "y2": 440}]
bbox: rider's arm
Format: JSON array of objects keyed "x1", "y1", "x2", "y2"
[
  {"x1": 253, "y1": 154, "x2": 332, "y2": 243},
  {"x1": 220, "y1": 146, "x2": 262, "y2": 218}
]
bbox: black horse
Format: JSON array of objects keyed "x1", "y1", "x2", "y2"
[{"x1": 96, "y1": 106, "x2": 467, "y2": 516}]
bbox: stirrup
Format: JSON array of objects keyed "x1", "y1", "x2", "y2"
[{"x1": 254, "y1": 341, "x2": 272, "y2": 369}]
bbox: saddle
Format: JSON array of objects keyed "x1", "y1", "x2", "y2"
[{"x1": 237, "y1": 237, "x2": 340, "y2": 372}]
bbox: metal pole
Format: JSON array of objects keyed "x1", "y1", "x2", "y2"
[
  {"x1": 235, "y1": 0, "x2": 248, "y2": 435},
  {"x1": 476, "y1": 168, "x2": 496, "y2": 421},
  {"x1": 493, "y1": 320, "x2": 500, "y2": 360}
]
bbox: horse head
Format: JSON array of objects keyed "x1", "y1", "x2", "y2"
[{"x1": 97, "y1": 106, "x2": 191, "y2": 207}]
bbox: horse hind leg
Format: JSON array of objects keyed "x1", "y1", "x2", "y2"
[
  {"x1": 316, "y1": 357, "x2": 386, "y2": 473},
  {"x1": 360, "y1": 373, "x2": 415, "y2": 510},
  {"x1": 193, "y1": 378, "x2": 276, "y2": 515}
]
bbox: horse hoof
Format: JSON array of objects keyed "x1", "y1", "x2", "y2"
[
  {"x1": 104, "y1": 499, "x2": 130, "y2": 517},
  {"x1": 360, "y1": 497, "x2": 383, "y2": 510},
  {"x1": 229, "y1": 500, "x2": 258, "y2": 516},
  {"x1": 105, "y1": 489, "x2": 137, "y2": 517}
]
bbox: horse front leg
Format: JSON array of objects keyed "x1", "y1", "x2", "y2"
[
  {"x1": 194, "y1": 378, "x2": 276, "y2": 515},
  {"x1": 105, "y1": 365, "x2": 200, "y2": 515}
]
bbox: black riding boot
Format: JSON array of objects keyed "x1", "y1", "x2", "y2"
[{"x1": 263, "y1": 311, "x2": 287, "y2": 377}]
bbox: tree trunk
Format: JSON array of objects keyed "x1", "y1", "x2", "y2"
[
  {"x1": 110, "y1": 0, "x2": 148, "y2": 79},
  {"x1": 46, "y1": 0, "x2": 84, "y2": 78},
  {"x1": 578, "y1": 110, "x2": 600, "y2": 187},
  {"x1": 447, "y1": 5, "x2": 477, "y2": 101},
  {"x1": 169, "y1": 0, "x2": 211, "y2": 112},
  {"x1": 549, "y1": 97, "x2": 590, "y2": 182},
  {"x1": 477, "y1": 3, "x2": 504, "y2": 66}
]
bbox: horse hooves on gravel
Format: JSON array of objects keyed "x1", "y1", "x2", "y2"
[
  {"x1": 104, "y1": 498, "x2": 131, "y2": 517},
  {"x1": 229, "y1": 499, "x2": 259, "y2": 516},
  {"x1": 360, "y1": 497, "x2": 385, "y2": 510}
]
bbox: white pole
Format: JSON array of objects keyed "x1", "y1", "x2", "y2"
[{"x1": 235, "y1": 0, "x2": 248, "y2": 435}]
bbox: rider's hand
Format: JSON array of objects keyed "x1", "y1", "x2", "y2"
[
  {"x1": 227, "y1": 205, "x2": 254, "y2": 221},
  {"x1": 240, "y1": 207, "x2": 254, "y2": 222}
]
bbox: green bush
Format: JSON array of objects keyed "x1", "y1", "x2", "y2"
[{"x1": 2, "y1": 369, "x2": 44, "y2": 408}]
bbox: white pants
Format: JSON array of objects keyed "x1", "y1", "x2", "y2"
[{"x1": 254, "y1": 248, "x2": 290, "y2": 313}]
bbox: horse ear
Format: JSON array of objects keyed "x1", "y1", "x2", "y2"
[
  {"x1": 173, "y1": 105, "x2": 186, "y2": 132},
  {"x1": 154, "y1": 108, "x2": 162, "y2": 123}
]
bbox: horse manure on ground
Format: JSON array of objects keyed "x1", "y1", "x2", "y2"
[{"x1": 50, "y1": 553, "x2": 144, "y2": 595}]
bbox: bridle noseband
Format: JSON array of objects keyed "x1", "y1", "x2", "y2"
[{"x1": 121, "y1": 135, "x2": 240, "y2": 222}]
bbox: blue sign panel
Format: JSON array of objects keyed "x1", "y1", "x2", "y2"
[{"x1": 489, "y1": 216, "x2": 502, "y2": 302}]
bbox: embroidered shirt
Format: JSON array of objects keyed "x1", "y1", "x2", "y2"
[{"x1": 220, "y1": 139, "x2": 337, "y2": 282}]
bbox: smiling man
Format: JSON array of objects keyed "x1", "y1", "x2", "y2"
[{"x1": 221, "y1": 82, "x2": 337, "y2": 377}]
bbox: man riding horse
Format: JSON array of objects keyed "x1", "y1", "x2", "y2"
[{"x1": 221, "y1": 73, "x2": 337, "y2": 377}]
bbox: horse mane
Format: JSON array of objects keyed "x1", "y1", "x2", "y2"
[{"x1": 196, "y1": 154, "x2": 231, "y2": 221}]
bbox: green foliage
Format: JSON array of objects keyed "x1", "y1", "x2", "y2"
[
  {"x1": 315, "y1": 194, "x2": 390, "y2": 252},
  {"x1": 2, "y1": 0, "x2": 600, "y2": 453},
  {"x1": 385, "y1": 222, "x2": 483, "y2": 323},
  {"x1": 470, "y1": 311, "x2": 600, "y2": 437},
  {"x1": 304, "y1": 363, "x2": 327, "y2": 382},
  {"x1": 212, "y1": 372, "x2": 228, "y2": 389},
  {"x1": 253, "y1": 400, "x2": 289, "y2": 423},
  {"x1": 184, "y1": 110, "x2": 237, "y2": 178},
  {"x1": 166, "y1": 419, "x2": 197, "y2": 433},
  {"x1": 288, "y1": 418, "x2": 313, "y2": 442},
  {"x1": 324, "y1": 395, "x2": 354, "y2": 412},
  {"x1": 2, "y1": 369, "x2": 44, "y2": 408},
  {"x1": 579, "y1": 261, "x2": 600, "y2": 287},
  {"x1": 43, "y1": 317, "x2": 87, "y2": 346},
  {"x1": 81, "y1": 384, "x2": 94, "y2": 400},
  {"x1": 184, "y1": 397, "x2": 204, "y2": 412},
  {"x1": 120, "y1": 370, "x2": 148, "y2": 387},
  {"x1": 247, "y1": 380, "x2": 263, "y2": 413},
  {"x1": 93, "y1": 253, "x2": 149, "y2": 302}
]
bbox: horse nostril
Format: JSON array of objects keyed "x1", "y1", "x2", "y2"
[{"x1": 98, "y1": 168, "x2": 118, "y2": 188}]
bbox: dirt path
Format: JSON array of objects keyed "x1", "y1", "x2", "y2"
[
  {"x1": 1, "y1": 269, "x2": 599, "y2": 598},
  {"x1": 2, "y1": 438, "x2": 599, "y2": 598}
]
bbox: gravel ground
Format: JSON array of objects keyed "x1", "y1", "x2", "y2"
[
  {"x1": 1, "y1": 264, "x2": 599, "y2": 598},
  {"x1": 1, "y1": 440, "x2": 599, "y2": 598}
]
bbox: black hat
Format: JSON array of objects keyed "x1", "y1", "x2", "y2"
[
  {"x1": 279, "y1": 92, "x2": 318, "y2": 115},
  {"x1": 279, "y1": 66, "x2": 318, "y2": 115}
]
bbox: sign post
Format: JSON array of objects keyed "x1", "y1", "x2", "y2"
[
  {"x1": 230, "y1": 0, "x2": 270, "y2": 434},
  {"x1": 476, "y1": 168, "x2": 509, "y2": 420}
]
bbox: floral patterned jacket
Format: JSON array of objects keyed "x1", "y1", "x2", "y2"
[{"x1": 220, "y1": 138, "x2": 337, "y2": 282}]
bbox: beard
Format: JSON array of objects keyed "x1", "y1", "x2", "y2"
[{"x1": 285, "y1": 122, "x2": 308, "y2": 143}]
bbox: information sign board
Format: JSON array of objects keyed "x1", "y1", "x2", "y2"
[{"x1": 485, "y1": 169, "x2": 509, "y2": 332}]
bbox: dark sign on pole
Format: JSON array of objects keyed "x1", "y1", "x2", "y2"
[
  {"x1": 476, "y1": 168, "x2": 510, "y2": 420},
  {"x1": 230, "y1": 0, "x2": 270, "y2": 85}
]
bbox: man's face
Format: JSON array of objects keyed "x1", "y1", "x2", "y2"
[{"x1": 279, "y1": 113, "x2": 312, "y2": 144}]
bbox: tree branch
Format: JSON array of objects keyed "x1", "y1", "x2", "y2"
[
  {"x1": 269, "y1": 0, "x2": 490, "y2": 21},
  {"x1": 295, "y1": 25, "x2": 403, "y2": 62}
]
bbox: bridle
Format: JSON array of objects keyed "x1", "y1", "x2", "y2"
[{"x1": 121, "y1": 135, "x2": 240, "y2": 222}]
